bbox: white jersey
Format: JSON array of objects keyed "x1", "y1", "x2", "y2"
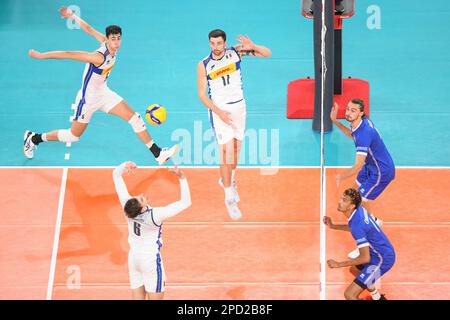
[
  {"x1": 80, "y1": 42, "x2": 116, "y2": 101},
  {"x1": 202, "y1": 47, "x2": 244, "y2": 106},
  {"x1": 112, "y1": 163, "x2": 191, "y2": 255}
]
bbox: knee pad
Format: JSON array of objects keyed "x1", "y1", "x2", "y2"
[
  {"x1": 128, "y1": 112, "x2": 146, "y2": 133},
  {"x1": 57, "y1": 129, "x2": 80, "y2": 143}
]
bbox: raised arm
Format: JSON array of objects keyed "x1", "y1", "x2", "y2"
[
  {"x1": 151, "y1": 168, "x2": 191, "y2": 225},
  {"x1": 234, "y1": 35, "x2": 271, "y2": 58},
  {"x1": 59, "y1": 6, "x2": 106, "y2": 43},
  {"x1": 29, "y1": 49, "x2": 104, "y2": 66},
  {"x1": 112, "y1": 161, "x2": 135, "y2": 208},
  {"x1": 330, "y1": 102, "x2": 352, "y2": 139}
]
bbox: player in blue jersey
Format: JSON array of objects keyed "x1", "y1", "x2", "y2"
[
  {"x1": 324, "y1": 188, "x2": 396, "y2": 300},
  {"x1": 331, "y1": 99, "x2": 395, "y2": 216},
  {"x1": 24, "y1": 7, "x2": 178, "y2": 165}
]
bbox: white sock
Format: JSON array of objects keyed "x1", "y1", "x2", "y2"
[
  {"x1": 42, "y1": 133, "x2": 48, "y2": 142},
  {"x1": 145, "y1": 140, "x2": 154, "y2": 148},
  {"x1": 369, "y1": 288, "x2": 381, "y2": 300},
  {"x1": 224, "y1": 187, "x2": 234, "y2": 201}
]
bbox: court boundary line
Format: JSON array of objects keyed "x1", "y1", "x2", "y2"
[
  {"x1": 28, "y1": 281, "x2": 450, "y2": 288},
  {"x1": 51, "y1": 282, "x2": 321, "y2": 287},
  {"x1": 46, "y1": 167, "x2": 68, "y2": 300},
  {"x1": 1, "y1": 166, "x2": 449, "y2": 169}
]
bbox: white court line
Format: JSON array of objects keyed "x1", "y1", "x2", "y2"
[
  {"x1": 326, "y1": 166, "x2": 450, "y2": 169},
  {"x1": 326, "y1": 282, "x2": 450, "y2": 285},
  {"x1": 52, "y1": 282, "x2": 320, "y2": 287},
  {"x1": 46, "y1": 167, "x2": 68, "y2": 300},
  {"x1": 0, "y1": 165, "x2": 320, "y2": 169},
  {"x1": 1, "y1": 165, "x2": 449, "y2": 169}
]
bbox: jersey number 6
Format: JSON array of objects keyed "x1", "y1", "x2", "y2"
[{"x1": 133, "y1": 222, "x2": 141, "y2": 236}]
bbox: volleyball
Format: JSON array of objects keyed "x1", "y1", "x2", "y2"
[{"x1": 145, "y1": 104, "x2": 167, "y2": 125}]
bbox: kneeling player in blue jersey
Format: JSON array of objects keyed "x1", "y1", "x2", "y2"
[{"x1": 324, "y1": 189, "x2": 396, "y2": 300}]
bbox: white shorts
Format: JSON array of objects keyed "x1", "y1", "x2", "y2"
[
  {"x1": 128, "y1": 250, "x2": 166, "y2": 293},
  {"x1": 209, "y1": 99, "x2": 246, "y2": 145},
  {"x1": 73, "y1": 87, "x2": 123, "y2": 123}
]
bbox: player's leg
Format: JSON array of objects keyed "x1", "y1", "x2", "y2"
[
  {"x1": 106, "y1": 99, "x2": 178, "y2": 165},
  {"x1": 218, "y1": 138, "x2": 241, "y2": 202},
  {"x1": 24, "y1": 94, "x2": 93, "y2": 159},
  {"x1": 220, "y1": 139, "x2": 235, "y2": 188},
  {"x1": 219, "y1": 140, "x2": 241, "y2": 220},
  {"x1": 357, "y1": 178, "x2": 395, "y2": 227},
  {"x1": 129, "y1": 251, "x2": 146, "y2": 300},
  {"x1": 220, "y1": 100, "x2": 245, "y2": 203},
  {"x1": 231, "y1": 138, "x2": 242, "y2": 201},
  {"x1": 353, "y1": 260, "x2": 390, "y2": 300},
  {"x1": 24, "y1": 121, "x2": 88, "y2": 159},
  {"x1": 210, "y1": 107, "x2": 242, "y2": 219},
  {"x1": 344, "y1": 281, "x2": 365, "y2": 300},
  {"x1": 146, "y1": 292, "x2": 164, "y2": 300},
  {"x1": 131, "y1": 286, "x2": 146, "y2": 300},
  {"x1": 143, "y1": 255, "x2": 165, "y2": 300},
  {"x1": 231, "y1": 100, "x2": 246, "y2": 187},
  {"x1": 349, "y1": 265, "x2": 364, "y2": 277}
]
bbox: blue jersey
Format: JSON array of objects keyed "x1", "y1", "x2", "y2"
[
  {"x1": 351, "y1": 118, "x2": 395, "y2": 180},
  {"x1": 349, "y1": 206, "x2": 395, "y2": 261}
]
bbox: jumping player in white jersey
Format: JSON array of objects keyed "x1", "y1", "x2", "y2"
[
  {"x1": 24, "y1": 7, "x2": 178, "y2": 165},
  {"x1": 112, "y1": 161, "x2": 191, "y2": 300},
  {"x1": 197, "y1": 29, "x2": 271, "y2": 219}
]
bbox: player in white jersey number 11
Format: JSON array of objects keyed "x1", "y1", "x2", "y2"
[
  {"x1": 24, "y1": 6, "x2": 178, "y2": 165},
  {"x1": 197, "y1": 29, "x2": 271, "y2": 220}
]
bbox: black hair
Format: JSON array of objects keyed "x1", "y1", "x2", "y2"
[
  {"x1": 343, "y1": 188, "x2": 362, "y2": 209},
  {"x1": 105, "y1": 25, "x2": 122, "y2": 37},
  {"x1": 124, "y1": 198, "x2": 142, "y2": 219},
  {"x1": 350, "y1": 99, "x2": 366, "y2": 118},
  {"x1": 208, "y1": 29, "x2": 226, "y2": 41}
]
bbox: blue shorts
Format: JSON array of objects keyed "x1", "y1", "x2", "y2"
[
  {"x1": 356, "y1": 165, "x2": 394, "y2": 201},
  {"x1": 354, "y1": 254, "x2": 395, "y2": 289}
]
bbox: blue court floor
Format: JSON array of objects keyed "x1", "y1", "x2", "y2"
[{"x1": 0, "y1": 0, "x2": 449, "y2": 167}]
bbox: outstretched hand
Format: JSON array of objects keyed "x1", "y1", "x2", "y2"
[
  {"x1": 169, "y1": 166, "x2": 186, "y2": 179},
  {"x1": 323, "y1": 216, "x2": 334, "y2": 228},
  {"x1": 124, "y1": 161, "x2": 137, "y2": 175},
  {"x1": 237, "y1": 35, "x2": 255, "y2": 51},
  {"x1": 327, "y1": 259, "x2": 341, "y2": 268},
  {"x1": 330, "y1": 102, "x2": 339, "y2": 122},
  {"x1": 29, "y1": 49, "x2": 44, "y2": 60},
  {"x1": 59, "y1": 7, "x2": 74, "y2": 19}
]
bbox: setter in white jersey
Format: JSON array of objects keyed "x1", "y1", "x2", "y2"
[
  {"x1": 197, "y1": 29, "x2": 271, "y2": 220},
  {"x1": 24, "y1": 7, "x2": 178, "y2": 165},
  {"x1": 112, "y1": 162, "x2": 191, "y2": 300}
]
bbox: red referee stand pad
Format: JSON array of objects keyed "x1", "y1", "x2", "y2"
[
  {"x1": 288, "y1": 0, "x2": 370, "y2": 120},
  {"x1": 287, "y1": 77, "x2": 370, "y2": 119}
]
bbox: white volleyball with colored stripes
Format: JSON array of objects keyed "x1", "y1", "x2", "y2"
[{"x1": 145, "y1": 104, "x2": 167, "y2": 126}]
